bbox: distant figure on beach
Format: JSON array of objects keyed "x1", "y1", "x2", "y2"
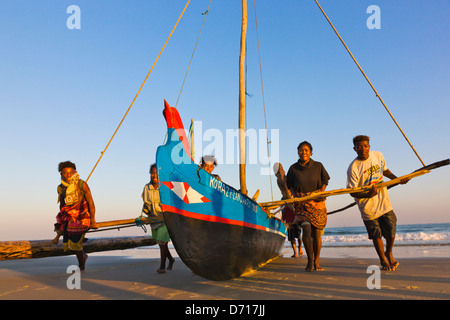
[
  {"x1": 142, "y1": 163, "x2": 175, "y2": 273},
  {"x1": 283, "y1": 202, "x2": 304, "y2": 258},
  {"x1": 54, "y1": 161, "x2": 98, "y2": 271},
  {"x1": 274, "y1": 163, "x2": 303, "y2": 257},
  {"x1": 347, "y1": 135, "x2": 409, "y2": 271},
  {"x1": 200, "y1": 155, "x2": 221, "y2": 181},
  {"x1": 286, "y1": 141, "x2": 330, "y2": 272}
]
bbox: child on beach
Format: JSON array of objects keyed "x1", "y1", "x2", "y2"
[
  {"x1": 141, "y1": 163, "x2": 175, "y2": 273},
  {"x1": 54, "y1": 161, "x2": 98, "y2": 271}
]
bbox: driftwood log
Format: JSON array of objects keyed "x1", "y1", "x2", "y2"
[
  {"x1": 0, "y1": 236, "x2": 156, "y2": 261},
  {"x1": 0, "y1": 216, "x2": 162, "y2": 261}
]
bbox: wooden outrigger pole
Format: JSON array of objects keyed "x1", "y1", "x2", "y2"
[
  {"x1": 260, "y1": 159, "x2": 449, "y2": 211},
  {"x1": 95, "y1": 217, "x2": 153, "y2": 229}
]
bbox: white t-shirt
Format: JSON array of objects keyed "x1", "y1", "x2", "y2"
[{"x1": 346, "y1": 151, "x2": 393, "y2": 221}]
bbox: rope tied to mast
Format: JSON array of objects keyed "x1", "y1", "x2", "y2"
[
  {"x1": 253, "y1": 0, "x2": 274, "y2": 201},
  {"x1": 175, "y1": 0, "x2": 212, "y2": 109}
]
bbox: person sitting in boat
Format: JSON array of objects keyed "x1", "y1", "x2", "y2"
[
  {"x1": 274, "y1": 162, "x2": 303, "y2": 258},
  {"x1": 286, "y1": 141, "x2": 330, "y2": 272},
  {"x1": 200, "y1": 155, "x2": 221, "y2": 181},
  {"x1": 142, "y1": 163, "x2": 175, "y2": 273},
  {"x1": 54, "y1": 161, "x2": 98, "y2": 271},
  {"x1": 347, "y1": 135, "x2": 409, "y2": 271}
]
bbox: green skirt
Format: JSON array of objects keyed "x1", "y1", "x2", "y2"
[{"x1": 152, "y1": 224, "x2": 171, "y2": 244}]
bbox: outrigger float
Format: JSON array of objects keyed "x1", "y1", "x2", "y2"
[{"x1": 0, "y1": 218, "x2": 156, "y2": 261}]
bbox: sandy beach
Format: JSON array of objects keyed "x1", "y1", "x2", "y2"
[{"x1": 1, "y1": 245, "x2": 448, "y2": 301}]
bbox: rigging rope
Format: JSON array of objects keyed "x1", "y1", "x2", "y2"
[
  {"x1": 135, "y1": 216, "x2": 147, "y2": 233},
  {"x1": 86, "y1": 0, "x2": 192, "y2": 182},
  {"x1": 314, "y1": 0, "x2": 426, "y2": 167},
  {"x1": 175, "y1": 0, "x2": 212, "y2": 108},
  {"x1": 163, "y1": 1, "x2": 212, "y2": 146},
  {"x1": 253, "y1": 0, "x2": 274, "y2": 201}
]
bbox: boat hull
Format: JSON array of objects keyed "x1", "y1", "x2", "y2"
[{"x1": 164, "y1": 210, "x2": 285, "y2": 281}]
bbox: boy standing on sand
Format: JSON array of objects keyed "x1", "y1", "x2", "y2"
[
  {"x1": 347, "y1": 135, "x2": 409, "y2": 271},
  {"x1": 142, "y1": 163, "x2": 175, "y2": 273}
]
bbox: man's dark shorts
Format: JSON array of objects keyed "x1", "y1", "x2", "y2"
[
  {"x1": 288, "y1": 224, "x2": 301, "y2": 241},
  {"x1": 363, "y1": 210, "x2": 397, "y2": 240}
]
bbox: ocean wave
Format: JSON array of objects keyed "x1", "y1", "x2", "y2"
[
  {"x1": 317, "y1": 232, "x2": 450, "y2": 247},
  {"x1": 308, "y1": 223, "x2": 450, "y2": 247}
]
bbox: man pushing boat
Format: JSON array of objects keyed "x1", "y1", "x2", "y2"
[{"x1": 347, "y1": 135, "x2": 410, "y2": 271}]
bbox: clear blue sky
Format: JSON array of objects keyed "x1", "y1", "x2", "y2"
[{"x1": 1, "y1": 0, "x2": 449, "y2": 241}]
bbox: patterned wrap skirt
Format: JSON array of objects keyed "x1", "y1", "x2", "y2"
[
  {"x1": 56, "y1": 200, "x2": 91, "y2": 251},
  {"x1": 294, "y1": 192, "x2": 327, "y2": 230}
]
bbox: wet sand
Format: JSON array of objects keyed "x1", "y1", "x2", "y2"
[{"x1": 1, "y1": 246, "x2": 449, "y2": 300}]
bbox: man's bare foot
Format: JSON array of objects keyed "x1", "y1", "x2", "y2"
[
  {"x1": 380, "y1": 259, "x2": 392, "y2": 271},
  {"x1": 299, "y1": 249, "x2": 303, "y2": 256},
  {"x1": 385, "y1": 251, "x2": 399, "y2": 270},
  {"x1": 291, "y1": 254, "x2": 298, "y2": 258},
  {"x1": 305, "y1": 260, "x2": 314, "y2": 272},
  {"x1": 80, "y1": 253, "x2": 88, "y2": 271},
  {"x1": 314, "y1": 265, "x2": 324, "y2": 271},
  {"x1": 391, "y1": 260, "x2": 399, "y2": 270},
  {"x1": 167, "y1": 258, "x2": 175, "y2": 271}
]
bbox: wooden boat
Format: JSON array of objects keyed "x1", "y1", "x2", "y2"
[{"x1": 156, "y1": 101, "x2": 286, "y2": 281}]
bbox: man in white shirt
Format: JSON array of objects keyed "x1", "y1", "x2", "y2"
[{"x1": 347, "y1": 135, "x2": 409, "y2": 271}]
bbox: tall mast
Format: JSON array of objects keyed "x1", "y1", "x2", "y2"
[{"x1": 239, "y1": 0, "x2": 248, "y2": 195}]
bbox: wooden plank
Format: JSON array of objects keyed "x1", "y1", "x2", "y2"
[{"x1": 0, "y1": 236, "x2": 156, "y2": 261}]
